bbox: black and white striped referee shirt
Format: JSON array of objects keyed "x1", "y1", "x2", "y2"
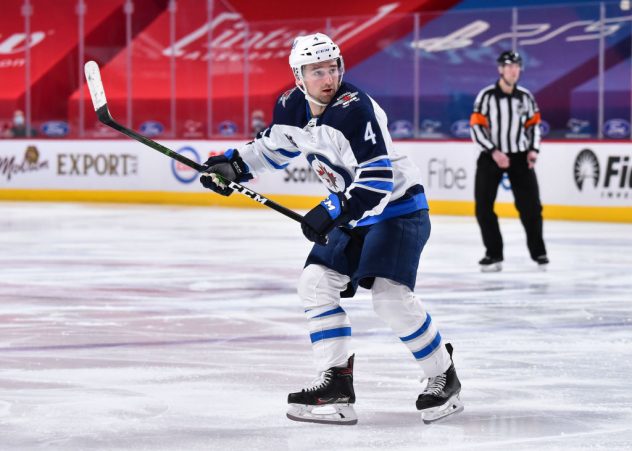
[{"x1": 469, "y1": 81, "x2": 541, "y2": 154}]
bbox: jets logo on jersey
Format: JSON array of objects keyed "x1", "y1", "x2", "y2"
[
  {"x1": 315, "y1": 162, "x2": 339, "y2": 190},
  {"x1": 332, "y1": 91, "x2": 359, "y2": 108},
  {"x1": 307, "y1": 154, "x2": 353, "y2": 192},
  {"x1": 279, "y1": 88, "x2": 296, "y2": 108}
]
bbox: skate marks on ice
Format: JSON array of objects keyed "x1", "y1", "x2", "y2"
[{"x1": 1, "y1": 203, "x2": 632, "y2": 449}]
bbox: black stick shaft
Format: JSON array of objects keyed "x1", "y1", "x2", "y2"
[{"x1": 96, "y1": 105, "x2": 304, "y2": 223}]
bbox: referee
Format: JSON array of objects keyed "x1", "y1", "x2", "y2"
[{"x1": 469, "y1": 50, "x2": 548, "y2": 272}]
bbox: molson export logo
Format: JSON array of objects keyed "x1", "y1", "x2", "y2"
[
  {"x1": 161, "y1": 3, "x2": 398, "y2": 62},
  {"x1": 0, "y1": 146, "x2": 49, "y2": 181}
]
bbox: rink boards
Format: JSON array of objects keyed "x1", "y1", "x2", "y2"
[{"x1": 1, "y1": 139, "x2": 630, "y2": 222}]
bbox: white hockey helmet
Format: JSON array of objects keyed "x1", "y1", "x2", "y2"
[{"x1": 289, "y1": 33, "x2": 345, "y2": 106}]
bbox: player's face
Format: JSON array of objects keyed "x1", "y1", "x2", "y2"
[
  {"x1": 498, "y1": 63, "x2": 521, "y2": 86},
  {"x1": 302, "y1": 60, "x2": 341, "y2": 105}
]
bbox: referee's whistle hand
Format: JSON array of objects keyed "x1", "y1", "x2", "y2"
[{"x1": 492, "y1": 150, "x2": 510, "y2": 169}]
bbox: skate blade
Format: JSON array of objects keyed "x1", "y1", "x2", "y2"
[
  {"x1": 287, "y1": 403, "x2": 358, "y2": 425},
  {"x1": 537, "y1": 263, "x2": 548, "y2": 272},
  {"x1": 421, "y1": 395, "x2": 464, "y2": 424},
  {"x1": 480, "y1": 263, "x2": 502, "y2": 273}
]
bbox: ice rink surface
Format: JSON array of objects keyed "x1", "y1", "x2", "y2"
[{"x1": 1, "y1": 201, "x2": 631, "y2": 450}]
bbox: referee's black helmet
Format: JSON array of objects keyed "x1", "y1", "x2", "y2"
[{"x1": 497, "y1": 51, "x2": 522, "y2": 66}]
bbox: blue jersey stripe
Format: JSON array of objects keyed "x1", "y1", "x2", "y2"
[
  {"x1": 272, "y1": 148, "x2": 301, "y2": 158},
  {"x1": 400, "y1": 314, "x2": 432, "y2": 342},
  {"x1": 263, "y1": 154, "x2": 289, "y2": 170},
  {"x1": 312, "y1": 306, "x2": 346, "y2": 319},
  {"x1": 412, "y1": 332, "x2": 442, "y2": 360},
  {"x1": 310, "y1": 326, "x2": 352, "y2": 343},
  {"x1": 360, "y1": 158, "x2": 392, "y2": 169},
  {"x1": 356, "y1": 192, "x2": 429, "y2": 227},
  {"x1": 356, "y1": 180, "x2": 394, "y2": 192}
]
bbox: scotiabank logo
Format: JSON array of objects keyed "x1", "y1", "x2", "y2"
[
  {"x1": 0, "y1": 146, "x2": 49, "y2": 181},
  {"x1": 574, "y1": 148, "x2": 631, "y2": 199},
  {"x1": 284, "y1": 166, "x2": 322, "y2": 184},
  {"x1": 57, "y1": 153, "x2": 138, "y2": 176}
]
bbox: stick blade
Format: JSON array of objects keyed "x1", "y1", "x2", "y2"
[{"x1": 84, "y1": 61, "x2": 107, "y2": 111}]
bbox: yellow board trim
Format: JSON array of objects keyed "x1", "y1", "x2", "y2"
[{"x1": 1, "y1": 189, "x2": 631, "y2": 223}]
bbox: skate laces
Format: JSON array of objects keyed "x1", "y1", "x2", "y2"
[
  {"x1": 422, "y1": 373, "x2": 446, "y2": 396},
  {"x1": 304, "y1": 369, "x2": 334, "y2": 392}
]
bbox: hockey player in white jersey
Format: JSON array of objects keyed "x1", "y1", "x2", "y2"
[{"x1": 199, "y1": 33, "x2": 463, "y2": 425}]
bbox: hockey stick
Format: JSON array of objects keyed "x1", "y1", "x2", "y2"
[{"x1": 83, "y1": 60, "x2": 303, "y2": 224}]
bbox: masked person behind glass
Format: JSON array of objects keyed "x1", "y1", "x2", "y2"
[
  {"x1": 250, "y1": 109, "x2": 266, "y2": 138},
  {"x1": 9, "y1": 110, "x2": 37, "y2": 138}
]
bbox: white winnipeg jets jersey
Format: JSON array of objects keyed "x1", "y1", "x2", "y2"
[{"x1": 238, "y1": 82, "x2": 428, "y2": 227}]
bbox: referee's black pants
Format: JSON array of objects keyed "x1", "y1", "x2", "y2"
[{"x1": 474, "y1": 151, "x2": 547, "y2": 261}]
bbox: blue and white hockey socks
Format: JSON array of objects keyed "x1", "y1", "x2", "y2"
[
  {"x1": 298, "y1": 265, "x2": 352, "y2": 372},
  {"x1": 372, "y1": 278, "x2": 451, "y2": 378}
]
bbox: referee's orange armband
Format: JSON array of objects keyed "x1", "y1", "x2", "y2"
[
  {"x1": 524, "y1": 112, "x2": 541, "y2": 128},
  {"x1": 470, "y1": 112, "x2": 489, "y2": 128}
]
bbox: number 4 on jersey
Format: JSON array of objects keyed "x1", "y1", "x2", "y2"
[{"x1": 364, "y1": 121, "x2": 377, "y2": 145}]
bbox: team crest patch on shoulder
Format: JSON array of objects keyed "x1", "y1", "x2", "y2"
[
  {"x1": 279, "y1": 88, "x2": 297, "y2": 108},
  {"x1": 332, "y1": 91, "x2": 360, "y2": 108}
]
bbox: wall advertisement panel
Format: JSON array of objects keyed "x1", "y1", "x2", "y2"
[
  {"x1": 1, "y1": 140, "x2": 630, "y2": 221},
  {"x1": 397, "y1": 141, "x2": 632, "y2": 208}
]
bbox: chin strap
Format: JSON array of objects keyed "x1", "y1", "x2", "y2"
[{"x1": 295, "y1": 82, "x2": 329, "y2": 107}]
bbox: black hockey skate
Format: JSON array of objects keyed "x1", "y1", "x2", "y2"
[
  {"x1": 416, "y1": 343, "x2": 464, "y2": 424},
  {"x1": 535, "y1": 255, "x2": 549, "y2": 271},
  {"x1": 479, "y1": 256, "x2": 503, "y2": 272},
  {"x1": 287, "y1": 355, "x2": 357, "y2": 425}
]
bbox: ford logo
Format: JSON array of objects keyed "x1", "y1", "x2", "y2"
[
  {"x1": 218, "y1": 120, "x2": 238, "y2": 136},
  {"x1": 41, "y1": 121, "x2": 69, "y2": 137},
  {"x1": 139, "y1": 120, "x2": 164, "y2": 137},
  {"x1": 604, "y1": 119, "x2": 630, "y2": 139},
  {"x1": 539, "y1": 120, "x2": 550, "y2": 136},
  {"x1": 450, "y1": 120, "x2": 471, "y2": 138}
]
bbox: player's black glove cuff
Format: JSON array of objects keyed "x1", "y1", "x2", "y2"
[
  {"x1": 199, "y1": 149, "x2": 253, "y2": 196},
  {"x1": 301, "y1": 192, "x2": 350, "y2": 246}
]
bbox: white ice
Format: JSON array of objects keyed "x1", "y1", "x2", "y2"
[{"x1": 1, "y1": 202, "x2": 631, "y2": 450}]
